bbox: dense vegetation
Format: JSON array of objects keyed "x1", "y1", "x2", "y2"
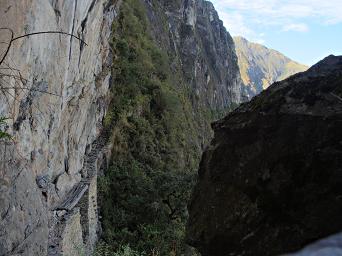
[
  {"x1": 96, "y1": 0, "x2": 239, "y2": 254},
  {"x1": 97, "y1": 0, "x2": 201, "y2": 255}
]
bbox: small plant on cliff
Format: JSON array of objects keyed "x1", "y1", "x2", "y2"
[
  {"x1": 112, "y1": 245, "x2": 144, "y2": 256},
  {"x1": 94, "y1": 243, "x2": 144, "y2": 256},
  {"x1": 0, "y1": 117, "x2": 11, "y2": 141}
]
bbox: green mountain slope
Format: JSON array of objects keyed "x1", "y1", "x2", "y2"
[
  {"x1": 97, "y1": 0, "x2": 241, "y2": 255},
  {"x1": 234, "y1": 36, "x2": 308, "y2": 99}
]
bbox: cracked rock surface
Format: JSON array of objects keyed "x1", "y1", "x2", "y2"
[{"x1": 0, "y1": 0, "x2": 119, "y2": 255}]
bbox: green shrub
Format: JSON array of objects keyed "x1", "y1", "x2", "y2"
[
  {"x1": 0, "y1": 117, "x2": 11, "y2": 141},
  {"x1": 94, "y1": 243, "x2": 144, "y2": 256}
]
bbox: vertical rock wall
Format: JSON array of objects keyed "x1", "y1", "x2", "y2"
[
  {"x1": 0, "y1": 0, "x2": 120, "y2": 255},
  {"x1": 145, "y1": 0, "x2": 242, "y2": 112}
]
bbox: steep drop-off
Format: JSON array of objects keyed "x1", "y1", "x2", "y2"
[
  {"x1": 98, "y1": 0, "x2": 241, "y2": 255},
  {"x1": 187, "y1": 55, "x2": 342, "y2": 256},
  {"x1": 234, "y1": 36, "x2": 308, "y2": 99},
  {"x1": 0, "y1": 0, "x2": 243, "y2": 255},
  {"x1": 0, "y1": 1, "x2": 119, "y2": 255}
]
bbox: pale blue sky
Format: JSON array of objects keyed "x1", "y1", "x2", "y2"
[{"x1": 210, "y1": 0, "x2": 342, "y2": 66}]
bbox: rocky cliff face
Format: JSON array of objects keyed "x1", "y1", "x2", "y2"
[
  {"x1": 187, "y1": 55, "x2": 342, "y2": 256},
  {"x1": 234, "y1": 36, "x2": 308, "y2": 100},
  {"x1": 146, "y1": 0, "x2": 242, "y2": 111},
  {"x1": 141, "y1": 0, "x2": 242, "y2": 148},
  {"x1": 0, "y1": 1, "x2": 120, "y2": 255}
]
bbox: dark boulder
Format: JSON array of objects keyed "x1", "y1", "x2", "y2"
[{"x1": 186, "y1": 55, "x2": 342, "y2": 256}]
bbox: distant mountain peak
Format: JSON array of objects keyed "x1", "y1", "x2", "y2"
[{"x1": 233, "y1": 36, "x2": 308, "y2": 100}]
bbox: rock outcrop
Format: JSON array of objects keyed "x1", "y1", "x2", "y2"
[
  {"x1": 187, "y1": 55, "x2": 342, "y2": 256},
  {"x1": 286, "y1": 232, "x2": 342, "y2": 256},
  {"x1": 0, "y1": 0, "x2": 120, "y2": 255},
  {"x1": 234, "y1": 36, "x2": 308, "y2": 100}
]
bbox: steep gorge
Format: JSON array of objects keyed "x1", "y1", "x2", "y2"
[
  {"x1": 0, "y1": 0, "x2": 241, "y2": 255},
  {"x1": 0, "y1": 1, "x2": 328, "y2": 255},
  {"x1": 98, "y1": 0, "x2": 241, "y2": 254}
]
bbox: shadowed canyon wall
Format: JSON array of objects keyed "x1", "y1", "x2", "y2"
[{"x1": 187, "y1": 55, "x2": 342, "y2": 256}]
